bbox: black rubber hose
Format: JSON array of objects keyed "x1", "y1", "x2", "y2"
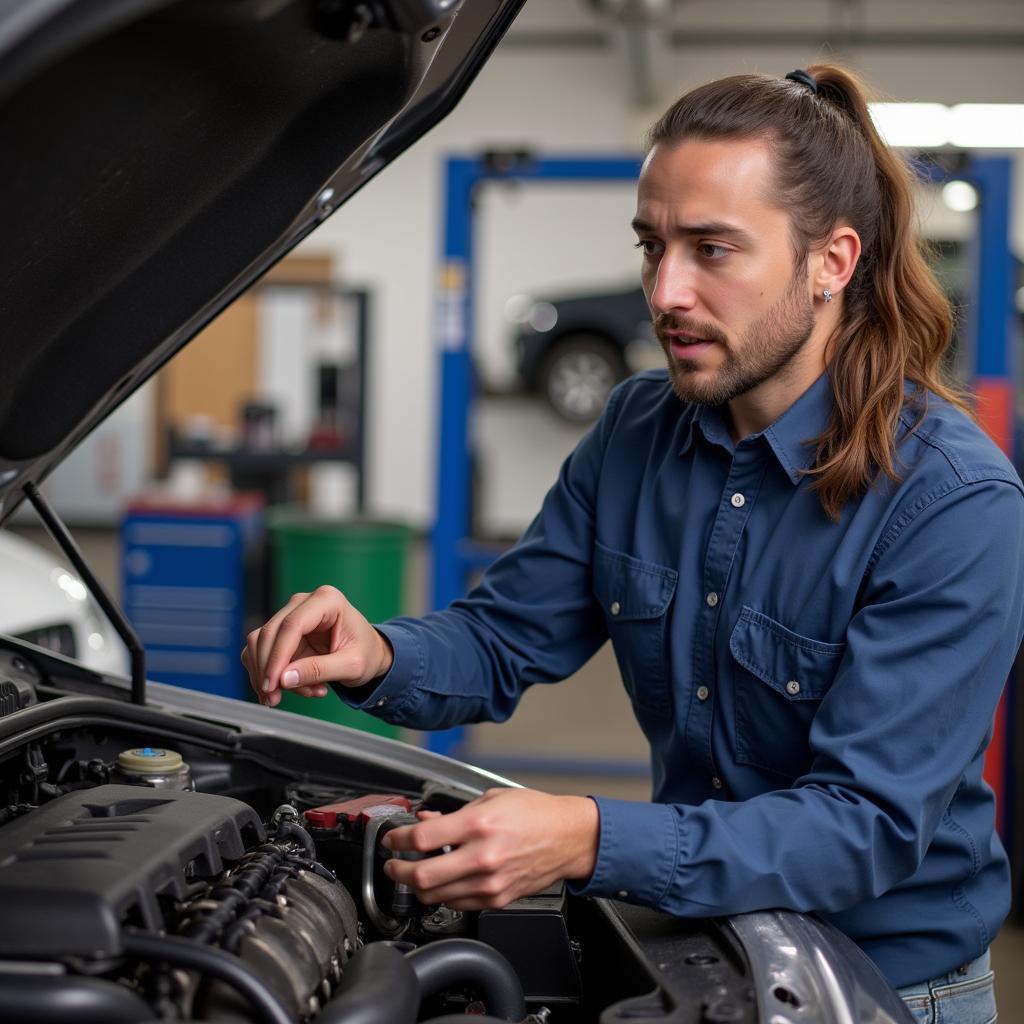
[
  {"x1": 121, "y1": 931, "x2": 292, "y2": 1024},
  {"x1": 318, "y1": 942, "x2": 420, "y2": 1024},
  {"x1": 277, "y1": 818, "x2": 316, "y2": 858},
  {"x1": 0, "y1": 974, "x2": 153, "y2": 1023},
  {"x1": 405, "y1": 938, "x2": 527, "y2": 1022}
]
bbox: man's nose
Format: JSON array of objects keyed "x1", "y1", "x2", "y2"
[{"x1": 649, "y1": 253, "x2": 698, "y2": 316}]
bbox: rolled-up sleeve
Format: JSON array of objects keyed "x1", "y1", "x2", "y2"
[{"x1": 573, "y1": 476, "x2": 1024, "y2": 915}]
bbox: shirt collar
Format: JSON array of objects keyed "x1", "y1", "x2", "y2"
[{"x1": 678, "y1": 371, "x2": 834, "y2": 486}]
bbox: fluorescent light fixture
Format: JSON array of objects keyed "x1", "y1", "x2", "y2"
[
  {"x1": 941, "y1": 180, "x2": 978, "y2": 213},
  {"x1": 869, "y1": 103, "x2": 949, "y2": 148},
  {"x1": 868, "y1": 103, "x2": 1024, "y2": 149},
  {"x1": 949, "y1": 105, "x2": 1024, "y2": 149}
]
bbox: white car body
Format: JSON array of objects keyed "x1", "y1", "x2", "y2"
[{"x1": 0, "y1": 531, "x2": 126, "y2": 675}]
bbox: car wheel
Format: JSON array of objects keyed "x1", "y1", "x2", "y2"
[{"x1": 539, "y1": 335, "x2": 628, "y2": 423}]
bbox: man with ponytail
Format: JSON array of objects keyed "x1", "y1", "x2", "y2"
[{"x1": 245, "y1": 65, "x2": 1023, "y2": 1020}]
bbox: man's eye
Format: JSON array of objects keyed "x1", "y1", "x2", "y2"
[
  {"x1": 698, "y1": 243, "x2": 729, "y2": 260},
  {"x1": 633, "y1": 240, "x2": 662, "y2": 257}
]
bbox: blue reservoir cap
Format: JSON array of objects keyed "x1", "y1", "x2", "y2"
[{"x1": 118, "y1": 747, "x2": 182, "y2": 773}]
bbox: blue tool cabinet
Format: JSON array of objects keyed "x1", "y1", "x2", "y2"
[{"x1": 120, "y1": 494, "x2": 264, "y2": 699}]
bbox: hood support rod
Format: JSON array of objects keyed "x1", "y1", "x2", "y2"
[{"x1": 22, "y1": 482, "x2": 146, "y2": 705}]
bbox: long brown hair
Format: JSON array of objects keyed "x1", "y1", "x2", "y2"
[{"x1": 647, "y1": 63, "x2": 971, "y2": 520}]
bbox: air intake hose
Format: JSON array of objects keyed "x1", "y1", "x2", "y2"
[
  {"x1": 318, "y1": 942, "x2": 420, "y2": 1024},
  {"x1": 405, "y1": 938, "x2": 527, "y2": 1022},
  {"x1": 0, "y1": 974, "x2": 153, "y2": 1023}
]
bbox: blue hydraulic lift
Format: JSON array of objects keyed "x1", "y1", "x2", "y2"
[
  {"x1": 427, "y1": 154, "x2": 643, "y2": 770},
  {"x1": 426, "y1": 152, "x2": 1018, "y2": 836}
]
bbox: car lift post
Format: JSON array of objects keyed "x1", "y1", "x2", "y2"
[
  {"x1": 427, "y1": 154, "x2": 642, "y2": 761},
  {"x1": 429, "y1": 152, "x2": 1017, "y2": 839}
]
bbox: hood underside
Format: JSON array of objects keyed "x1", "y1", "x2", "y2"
[{"x1": 0, "y1": 0, "x2": 524, "y2": 521}]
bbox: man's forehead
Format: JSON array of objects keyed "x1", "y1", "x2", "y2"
[{"x1": 635, "y1": 137, "x2": 779, "y2": 226}]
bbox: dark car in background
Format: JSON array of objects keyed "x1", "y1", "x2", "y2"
[
  {"x1": 511, "y1": 285, "x2": 658, "y2": 423},
  {"x1": 513, "y1": 244, "x2": 1024, "y2": 426}
]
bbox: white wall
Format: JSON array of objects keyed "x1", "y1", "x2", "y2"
[{"x1": 296, "y1": 0, "x2": 1024, "y2": 527}]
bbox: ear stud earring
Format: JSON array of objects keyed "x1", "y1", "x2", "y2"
[{"x1": 823, "y1": 289, "x2": 833, "y2": 303}]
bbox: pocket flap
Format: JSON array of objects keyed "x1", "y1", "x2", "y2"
[
  {"x1": 593, "y1": 542, "x2": 678, "y2": 621},
  {"x1": 729, "y1": 606, "x2": 845, "y2": 700}
]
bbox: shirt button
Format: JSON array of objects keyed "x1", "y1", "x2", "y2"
[
  {"x1": 610, "y1": 601, "x2": 621, "y2": 616},
  {"x1": 786, "y1": 680, "x2": 801, "y2": 696},
  {"x1": 696, "y1": 686, "x2": 710, "y2": 701},
  {"x1": 730, "y1": 492, "x2": 746, "y2": 508},
  {"x1": 711, "y1": 776, "x2": 723, "y2": 789},
  {"x1": 706, "y1": 592, "x2": 719, "y2": 608},
  {"x1": 375, "y1": 697, "x2": 388, "y2": 707},
  {"x1": 616, "y1": 890, "x2": 630, "y2": 899}
]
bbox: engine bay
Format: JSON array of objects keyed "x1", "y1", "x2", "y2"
[{"x1": 0, "y1": 647, "x2": 758, "y2": 1024}]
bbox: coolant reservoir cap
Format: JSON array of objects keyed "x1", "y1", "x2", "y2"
[{"x1": 117, "y1": 747, "x2": 184, "y2": 773}]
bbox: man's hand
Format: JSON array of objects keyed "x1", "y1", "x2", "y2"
[
  {"x1": 381, "y1": 788, "x2": 599, "y2": 911},
  {"x1": 240, "y1": 585, "x2": 394, "y2": 707}
]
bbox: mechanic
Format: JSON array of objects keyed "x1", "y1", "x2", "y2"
[{"x1": 243, "y1": 64, "x2": 1024, "y2": 1021}]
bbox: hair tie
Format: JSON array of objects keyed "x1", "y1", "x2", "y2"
[{"x1": 785, "y1": 69, "x2": 818, "y2": 94}]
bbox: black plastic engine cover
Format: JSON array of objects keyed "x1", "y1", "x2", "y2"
[{"x1": 0, "y1": 784, "x2": 264, "y2": 958}]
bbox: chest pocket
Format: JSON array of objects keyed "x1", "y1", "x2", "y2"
[
  {"x1": 592, "y1": 542, "x2": 678, "y2": 714},
  {"x1": 729, "y1": 606, "x2": 846, "y2": 779}
]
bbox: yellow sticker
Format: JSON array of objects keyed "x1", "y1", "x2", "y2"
[{"x1": 439, "y1": 262, "x2": 466, "y2": 292}]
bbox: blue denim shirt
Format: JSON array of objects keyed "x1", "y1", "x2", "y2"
[{"x1": 342, "y1": 369, "x2": 1024, "y2": 988}]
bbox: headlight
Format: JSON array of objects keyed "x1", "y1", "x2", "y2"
[{"x1": 527, "y1": 302, "x2": 558, "y2": 333}]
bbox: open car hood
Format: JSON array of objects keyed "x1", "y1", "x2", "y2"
[{"x1": 0, "y1": 0, "x2": 525, "y2": 522}]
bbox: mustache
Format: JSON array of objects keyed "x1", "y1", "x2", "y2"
[{"x1": 653, "y1": 314, "x2": 727, "y2": 346}]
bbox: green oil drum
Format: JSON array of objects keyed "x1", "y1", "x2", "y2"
[{"x1": 267, "y1": 509, "x2": 412, "y2": 737}]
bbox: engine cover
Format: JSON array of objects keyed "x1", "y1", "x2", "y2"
[{"x1": 0, "y1": 784, "x2": 264, "y2": 958}]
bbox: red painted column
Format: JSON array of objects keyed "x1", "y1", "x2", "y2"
[{"x1": 975, "y1": 376, "x2": 1016, "y2": 836}]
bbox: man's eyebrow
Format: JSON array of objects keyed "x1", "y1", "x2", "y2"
[{"x1": 630, "y1": 217, "x2": 754, "y2": 244}]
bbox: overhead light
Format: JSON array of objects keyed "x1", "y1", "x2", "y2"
[
  {"x1": 942, "y1": 180, "x2": 979, "y2": 213},
  {"x1": 868, "y1": 103, "x2": 1024, "y2": 149},
  {"x1": 949, "y1": 104, "x2": 1024, "y2": 149},
  {"x1": 869, "y1": 103, "x2": 949, "y2": 149}
]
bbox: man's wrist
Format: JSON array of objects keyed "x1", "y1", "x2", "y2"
[
  {"x1": 559, "y1": 794, "x2": 600, "y2": 882},
  {"x1": 371, "y1": 627, "x2": 395, "y2": 682}
]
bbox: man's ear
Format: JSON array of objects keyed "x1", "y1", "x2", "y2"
[{"x1": 814, "y1": 224, "x2": 861, "y2": 299}]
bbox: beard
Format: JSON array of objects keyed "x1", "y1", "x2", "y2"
[{"x1": 654, "y1": 271, "x2": 816, "y2": 407}]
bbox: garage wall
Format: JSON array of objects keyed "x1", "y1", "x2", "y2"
[
  {"x1": 299, "y1": 44, "x2": 643, "y2": 526},
  {"x1": 298, "y1": 0, "x2": 1024, "y2": 527}
]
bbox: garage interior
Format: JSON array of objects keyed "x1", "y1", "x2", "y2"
[{"x1": 5, "y1": 0, "x2": 1024, "y2": 1017}]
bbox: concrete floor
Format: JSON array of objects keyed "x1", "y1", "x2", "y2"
[{"x1": 10, "y1": 522, "x2": 1024, "y2": 1015}]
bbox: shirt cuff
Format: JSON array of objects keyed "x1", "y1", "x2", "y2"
[
  {"x1": 567, "y1": 797, "x2": 680, "y2": 907},
  {"x1": 332, "y1": 622, "x2": 424, "y2": 719}
]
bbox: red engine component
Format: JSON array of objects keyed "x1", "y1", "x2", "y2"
[{"x1": 304, "y1": 793, "x2": 413, "y2": 830}]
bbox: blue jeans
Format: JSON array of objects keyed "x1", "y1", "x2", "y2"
[{"x1": 895, "y1": 951, "x2": 996, "y2": 1024}]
